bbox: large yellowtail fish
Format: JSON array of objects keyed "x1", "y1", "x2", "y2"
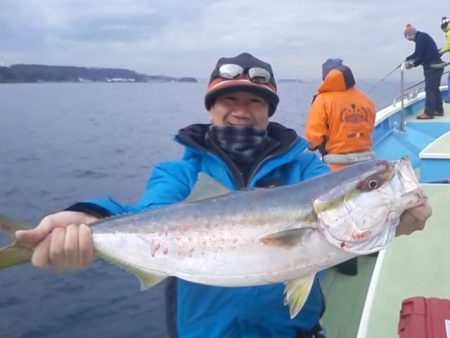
[{"x1": 0, "y1": 157, "x2": 425, "y2": 318}]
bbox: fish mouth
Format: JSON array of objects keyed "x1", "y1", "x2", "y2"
[{"x1": 314, "y1": 157, "x2": 424, "y2": 254}]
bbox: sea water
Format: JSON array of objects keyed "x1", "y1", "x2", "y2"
[{"x1": 0, "y1": 80, "x2": 407, "y2": 338}]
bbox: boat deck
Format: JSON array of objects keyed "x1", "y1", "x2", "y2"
[
  {"x1": 403, "y1": 96, "x2": 450, "y2": 140},
  {"x1": 420, "y1": 131, "x2": 450, "y2": 158},
  {"x1": 322, "y1": 184, "x2": 450, "y2": 338},
  {"x1": 374, "y1": 97, "x2": 450, "y2": 182},
  {"x1": 321, "y1": 95, "x2": 450, "y2": 337},
  {"x1": 361, "y1": 184, "x2": 450, "y2": 338},
  {"x1": 404, "y1": 97, "x2": 450, "y2": 123},
  {"x1": 404, "y1": 96, "x2": 450, "y2": 137},
  {"x1": 321, "y1": 255, "x2": 377, "y2": 337}
]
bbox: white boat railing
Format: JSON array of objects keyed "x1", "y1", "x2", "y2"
[
  {"x1": 392, "y1": 68, "x2": 449, "y2": 108},
  {"x1": 392, "y1": 88, "x2": 422, "y2": 105},
  {"x1": 399, "y1": 63, "x2": 406, "y2": 132}
]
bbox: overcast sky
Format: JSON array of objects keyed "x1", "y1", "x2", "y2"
[{"x1": 0, "y1": 1, "x2": 448, "y2": 81}]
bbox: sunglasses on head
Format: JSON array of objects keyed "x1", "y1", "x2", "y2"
[{"x1": 218, "y1": 64, "x2": 272, "y2": 84}]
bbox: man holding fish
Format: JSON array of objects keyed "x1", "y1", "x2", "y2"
[{"x1": 11, "y1": 52, "x2": 431, "y2": 338}]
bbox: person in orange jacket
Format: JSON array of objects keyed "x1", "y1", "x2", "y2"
[
  {"x1": 305, "y1": 59, "x2": 376, "y2": 276},
  {"x1": 305, "y1": 59, "x2": 376, "y2": 171}
]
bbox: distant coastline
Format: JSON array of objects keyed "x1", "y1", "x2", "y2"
[
  {"x1": 0, "y1": 64, "x2": 307, "y2": 84},
  {"x1": 278, "y1": 79, "x2": 304, "y2": 83},
  {"x1": 0, "y1": 64, "x2": 198, "y2": 83}
]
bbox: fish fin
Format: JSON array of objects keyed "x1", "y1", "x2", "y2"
[
  {"x1": 97, "y1": 251, "x2": 167, "y2": 290},
  {"x1": 260, "y1": 227, "x2": 314, "y2": 248},
  {"x1": 135, "y1": 270, "x2": 167, "y2": 290},
  {"x1": 186, "y1": 172, "x2": 232, "y2": 202},
  {"x1": 0, "y1": 214, "x2": 33, "y2": 268},
  {"x1": 284, "y1": 274, "x2": 316, "y2": 319}
]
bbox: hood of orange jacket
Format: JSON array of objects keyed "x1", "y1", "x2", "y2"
[{"x1": 317, "y1": 66, "x2": 356, "y2": 93}]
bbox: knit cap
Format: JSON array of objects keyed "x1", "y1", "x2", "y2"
[
  {"x1": 204, "y1": 52, "x2": 279, "y2": 116},
  {"x1": 404, "y1": 23, "x2": 417, "y2": 37}
]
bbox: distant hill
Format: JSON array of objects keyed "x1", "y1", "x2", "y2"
[
  {"x1": 278, "y1": 78, "x2": 304, "y2": 83},
  {"x1": 0, "y1": 64, "x2": 197, "y2": 83}
]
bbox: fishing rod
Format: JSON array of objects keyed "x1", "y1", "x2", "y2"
[
  {"x1": 367, "y1": 63, "x2": 402, "y2": 94},
  {"x1": 369, "y1": 60, "x2": 450, "y2": 94},
  {"x1": 380, "y1": 63, "x2": 403, "y2": 81}
]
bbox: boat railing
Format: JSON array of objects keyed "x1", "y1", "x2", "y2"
[
  {"x1": 398, "y1": 64, "x2": 407, "y2": 131},
  {"x1": 392, "y1": 68, "x2": 449, "y2": 108},
  {"x1": 392, "y1": 87, "x2": 423, "y2": 106}
]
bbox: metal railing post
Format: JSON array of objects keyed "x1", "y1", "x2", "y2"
[{"x1": 400, "y1": 63, "x2": 405, "y2": 132}]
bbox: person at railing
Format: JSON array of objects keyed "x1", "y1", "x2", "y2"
[
  {"x1": 304, "y1": 59, "x2": 376, "y2": 276},
  {"x1": 404, "y1": 23, "x2": 445, "y2": 119},
  {"x1": 439, "y1": 17, "x2": 450, "y2": 104}
]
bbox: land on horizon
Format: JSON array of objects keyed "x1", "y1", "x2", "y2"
[
  {"x1": 0, "y1": 64, "x2": 306, "y2": 84},
  {"x1": 0, "y1": 64, "x2": 198, "y2": 83}
]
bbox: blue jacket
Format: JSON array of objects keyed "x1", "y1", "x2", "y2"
[{"x1": 71, "y1": 122, "x2": 331, "y2": 337}]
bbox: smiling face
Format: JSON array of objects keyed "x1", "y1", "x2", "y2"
[{"x1": 208, "y1": 91, "x2": 270, "y2": 129}]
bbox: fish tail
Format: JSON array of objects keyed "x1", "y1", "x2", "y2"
[{"x1": 0, "y1": 214, "x2": 33, "y2": 268}]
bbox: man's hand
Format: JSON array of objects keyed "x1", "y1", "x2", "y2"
[
  {"x1": 404, "y1": 60, "x2": 415, "y2": 70},
  {"x1": 395, "y1": 201, "x2": 432, "y2": 236},
  {"x1": 15, "y1": 211, "x2": 98, "y2": 271}
]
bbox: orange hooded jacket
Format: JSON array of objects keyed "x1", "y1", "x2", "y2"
[{"x1": 305, "y1": 67, "x2": 375, "y2": 169}]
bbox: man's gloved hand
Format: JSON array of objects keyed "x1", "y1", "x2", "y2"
[{"x1": 404, "y1": 60, "x2": 415, "y2": 70}]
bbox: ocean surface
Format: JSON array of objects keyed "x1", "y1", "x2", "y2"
[{"x1": 0, "y1": 80, "x2": 409, "y2": 338}]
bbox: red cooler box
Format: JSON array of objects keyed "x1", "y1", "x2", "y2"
[{"x1": 398, "y1": 296, "x2": 450, "y2": 338}]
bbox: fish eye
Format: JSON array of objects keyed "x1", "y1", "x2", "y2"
[
  {"x1": 368, "y1": 180, "x2": 378, "y2": 189},
  {"x1": 356, "y1": 175, "x2": 383, "y2": 192}
]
